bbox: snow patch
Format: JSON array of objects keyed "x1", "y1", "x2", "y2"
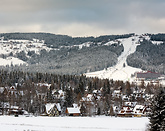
[
  {"x1": 151, "y1": 41, "x2": 163, "y2": 45},
  {"x1": 0, "y1": 57, "x2": 27, "y2": 66},
  {"x1": 0, "y1": 38, "x2": 54, "y2": 56}
]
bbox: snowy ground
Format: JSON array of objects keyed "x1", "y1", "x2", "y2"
[
  {"x1": 0, "y1": 38, "x2": 53, "y2": 67},
  {"x1": 86, "y1": 35, "x2": 142, "y2": 82},
  {"x1": 0, "y1": 57, "x2": 27, "y2": 66},
  {"x1": 0, "y1": 116, "x2": 149, "y2": 131}
]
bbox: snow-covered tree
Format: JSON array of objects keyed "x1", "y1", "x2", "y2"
[{"x1": 149, "y1": 87, "x2": 165, "y2": 131}]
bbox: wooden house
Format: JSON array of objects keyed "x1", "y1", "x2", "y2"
[
  {"x1": 45, "y1": 103, "x2": 61, "y2": 116},
  {"x1": 65, "y1": 107, "x2": 80, "y2": 116},
  {"x1": 117, "y1": 102, "x2": 136, "y2": 117},
  {"x1": 8, "y1": 106, "x2": 26, "y2": 116},
  {"x1": 117, "y1": 106, "x2": 134, "y2": 117},
  {"x1": 133, "y1": 105, "x2": 145, "y2": 117}
]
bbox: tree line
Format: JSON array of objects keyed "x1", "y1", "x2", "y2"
[{"x1": 0, "y1": 69, "x2": 162, "y2": 116}]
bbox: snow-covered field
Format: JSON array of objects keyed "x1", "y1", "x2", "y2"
[{"x1": 0, "y1": 116, "x2": 149, "y2": 131}]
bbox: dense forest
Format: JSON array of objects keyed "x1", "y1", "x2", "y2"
[{"x1": 127, "y1": 34, "x2": 165, "y2": 74}]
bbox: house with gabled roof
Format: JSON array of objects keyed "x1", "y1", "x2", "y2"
[
  {"x1": 133, "y1": 105, "x2": 145, "y2": 117},
  {"x1": 117, "y1": 102, "x2": 137, "y2": 117},
  {"x1": 117, "y1": 106, "x2": 134, "y2": 117},
  {"x1": 65, "y1": 104, "x2": 80, "y2": 116},
  {"x1": 65, "y1": 107, "x2": 80, "y2": 116},
  {"x1": 45, "y1": 103, "x2": 61, "y2": 116}
]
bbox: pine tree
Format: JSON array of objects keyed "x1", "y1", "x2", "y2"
[
  {"x1": 125, "y1": 81, "x2": 132, "y2": 97},
  {"x1": 149, "y1": 87, "x2": 165, "y2": 131},
  {"x1": 80, "y1": 102, "x2": 87, "y2": 116},
  {"x1": 64, "y1": 87, "x2": 74, "y2": 107}
]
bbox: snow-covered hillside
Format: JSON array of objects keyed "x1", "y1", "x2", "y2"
[
  {"x1": 0, "y1": 38, "x2": 53, "y2": 66},
  {"x1": 86, "y1": 35, "x2": 143, "y2": 82},
  {"x1": 0, "y1": 57, "x2": 26, "y2": 66},
  {"x1": 0, "y1": 33, "x2": 164, "y2": 83}
]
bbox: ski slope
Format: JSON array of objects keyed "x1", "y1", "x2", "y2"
[{"x1": 86, "y1": 35, "x2": 142, "y2": 81}]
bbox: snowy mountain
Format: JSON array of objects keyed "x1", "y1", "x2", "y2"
[{"x1": 0, "y1": 33, "x2": 164, "y2": 81}]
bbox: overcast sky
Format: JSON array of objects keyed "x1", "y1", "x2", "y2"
[{"x1": 0, "y1": 0, "x2": 165, "y2": 37}]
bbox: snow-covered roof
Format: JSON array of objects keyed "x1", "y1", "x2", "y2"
[
  {"x1": 45, "y1": 103, "x2": 61, "y2": 114},
  {"x1": 113, "y1": 90, "x2": 121, "y2": 94},
  {"x1": 87, "y1": 94, "x2": 93, "y2": 101},
  {"x1": 37, "y1": 83, "x2": 51, "y2": 87},
  {"x1": 134, "y1": 105, "x2": 144, "y2": 109},
  {"x1": 67, "y1": 107, "x2": 80, "y2": 114},
  {"x1": 10, "y1": 106, "x2": 19, "y2": 109},
  {"x1": 93, "y1": 90, "x2": 97, "y2": 94},
  {"x1": 119, "y1": 106, "x2": 133, "y2": 114},
  {"x1": 10, "y1": 109, "x2": 19, "y2": 112},
  {"x1": 55, "y1": 103, "x2": 61, "y2": 112},
  {"x1": 45, "y1": 103, "x2": 54, "y2": 114},
  {"x1": 133, "y1": 105, "x2": 145, "y2": 114},
  {"x1": 133, "y1": 105, "x2": 144, "y2": 111},
  {"x1": 22, "y1": 110, "x2": 29, "y2": 115}
]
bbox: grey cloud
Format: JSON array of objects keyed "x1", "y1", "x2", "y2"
[{"x1": 0, "y1": 0, "x2": 165, "y2": 36}]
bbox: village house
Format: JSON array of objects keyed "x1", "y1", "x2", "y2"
[
  {"x1": 133, "y1": 105, "x2": 145, "y2": 117},
  {"x1": 65, "y1": 104, "x2": 80, "y2": 116},
  {"x1": 45, "y1": 103, "x2": 61, "y2": 116},
  {"x1": 8, "y1": 106, "x2": 23, "y2": 115},
  {"x1": 117, "y1": 102, "x2": 136, "y2": 117},
  {"x1": 135, "y1": 71, "x2": 161, "y2": 80},
  {"x1": 117, "y1": 106, "x2": 134, "y2": 117},
  {"x1": 117, "y1": 101, "x2": 151, "y2": 117},
  {"x1": 8, "y1": 106, "x2": 28, "y2": 116}
]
